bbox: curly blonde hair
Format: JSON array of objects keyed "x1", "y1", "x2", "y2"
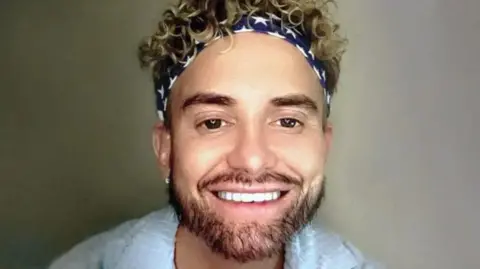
[{"x1": 138, "y1": 0, "x2": 347, "y2": 98}]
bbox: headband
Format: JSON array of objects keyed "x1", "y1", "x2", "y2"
[{"x1": 154, "y1": 14, "x2": 331, "y2": 121}]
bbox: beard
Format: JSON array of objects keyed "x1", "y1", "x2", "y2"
[{"x1": 168, "y1": 170, "x2": 325, "y2": 263}]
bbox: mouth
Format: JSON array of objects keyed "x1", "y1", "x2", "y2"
[
  {"x1": 214, "y1": 191, "x2": 289, "y2": 203},
  {"x1": 204, "y1": 186, "x2": 294, "y2": 220},
  {"x1": 205, "y1": 188, "x2": 293, "y2": 221}
]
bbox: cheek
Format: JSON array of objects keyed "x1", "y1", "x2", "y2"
[
  {"x1": 274, "y1": 132, "x2": 327, "y2": 179},
  {"x1": 172, "y1": 133, "x2": 232, "y2": 191}
]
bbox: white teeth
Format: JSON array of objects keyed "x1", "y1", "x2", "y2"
[
  {"x1": 217, "y1": 191, "x2": 281, "y2": 202},
  {"x1": 241, "y1": 193, "x2": 253, "y2": 202}
]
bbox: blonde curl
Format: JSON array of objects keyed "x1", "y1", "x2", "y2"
[{"x1": 138, "y1": 0, "x2": 347, "y2": 94}]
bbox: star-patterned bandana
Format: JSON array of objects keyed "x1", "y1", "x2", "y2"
[{"x1": 154, "y1": 13, "x2": 331, "y2": 121}]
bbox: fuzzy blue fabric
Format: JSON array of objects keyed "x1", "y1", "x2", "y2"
[{"x1": 49, "y1": 206, "x2": 382, "y2": 269}]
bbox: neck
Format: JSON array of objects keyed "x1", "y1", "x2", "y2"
[{"x1": 174, "y1": 226, "x2": 284, "y2": 269}]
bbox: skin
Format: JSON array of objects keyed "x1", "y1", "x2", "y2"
[{"x1": 152, "y1": 32, "x2": 333, "y2": 269}]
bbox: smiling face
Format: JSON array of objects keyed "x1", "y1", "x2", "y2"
[{"x1": 154, "y1": 32, "x2": 332, "y2": 262}]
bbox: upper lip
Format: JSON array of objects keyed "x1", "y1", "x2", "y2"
[{"x1": 206, "y1": 183, "x2": 294, "y2": 193}]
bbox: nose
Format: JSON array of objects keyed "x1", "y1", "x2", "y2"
[{"x1": 226, "y1": 125, "x2": 277, "y2": 174}]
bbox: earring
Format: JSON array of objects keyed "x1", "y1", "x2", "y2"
[{"x1": 165, "y1": 177, "x2": 170, "y2": 184}]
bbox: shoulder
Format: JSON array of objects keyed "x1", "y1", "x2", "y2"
[
  {"x1": 48, "y1": 219, "x2": 138, "y2": 269},
  {"x1": 287, "y1": 222, "x2": 384, "y2": 269},
  {"x1": 48, "y1": 207, "x2": 178, "y2": 269}
]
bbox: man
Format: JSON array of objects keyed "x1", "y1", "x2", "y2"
[{"x1": 50, "y1": 0, "x2": 379, "y2": 268}]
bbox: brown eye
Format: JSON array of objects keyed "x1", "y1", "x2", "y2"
[
  {"x1": 203, "y1": 119, "x2": 224, "y2": 129},
  {"x1": 278, "y1": 118, "x2": 301, "y2": 128}
]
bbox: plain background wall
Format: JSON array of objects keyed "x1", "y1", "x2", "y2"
[{"x1": 0, "y1": 0, "x2": 479, "y2": 268}]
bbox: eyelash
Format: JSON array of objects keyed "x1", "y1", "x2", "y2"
[
  {"x1": 196, "y1": 118, "x2": 230, "y2": 130},
  {"x1": 195, "y1": 117, "x2": 304, "y2": 131},
  {"x1": 273, "y1": 118, "x2": 304, "y2": 128}
]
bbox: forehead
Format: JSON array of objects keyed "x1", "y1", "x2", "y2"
[{"x1": 173, "y1": 32, "x2": 322, "y2": 104}]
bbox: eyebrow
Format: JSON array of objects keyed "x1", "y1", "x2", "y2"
[
  {"x1": 270, "y1": 94, "x2": 319, "y2": 112},
  {"x1": 182, "y1": 93, "x2": 237, "y2": 111},
  {"x1": 181, "y1": 92, "x2": 318, "y2": 113}
]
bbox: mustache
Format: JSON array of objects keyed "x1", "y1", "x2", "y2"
[{"x1": 198, "y1": 170, "x2": 302, "y2": 191}]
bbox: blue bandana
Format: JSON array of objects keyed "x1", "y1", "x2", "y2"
[{"x1": 154, "y1": 14, "x2": 331, "y2": 121}]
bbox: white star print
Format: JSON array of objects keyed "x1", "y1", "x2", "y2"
[
  {"x1": 163, "y1": 97, "x2": 168, "y2": 110},
  {"x1": 157, "y1": 85, "x2": 165, "y2": 99},
  {"x1": 157, "y1": 110, "x2": 164, "y2": 121},
  {"x1": 169, "y1": 76, "x2": 177, "y2": 89},
  {"x1": 325, "y1": 92, "x2": 331, "y2": 105},
  {"x1": 308, "y1": 50, "x2": 314, "y2": 59},
  {"x1": 285, "y1": 27, "x2": 297, "y2": 39},
  {"x1": 234, "y1": 25, "x2": 254, "y2": 33},
  {"x1": 313, "y1": 66, "x2": 321, "y2": 80},
  {"x1": 295, "y1": 44, "x2": 308, "y2": 58},
  {"x1": 183, "y1": 55, "x2": 195, "y2": 67},
  {"x1": 268, "y1": 31, "x2": 285, "y2": 39},
  {"x1": 252, "y1": 16, "x2": 269, "y2": 26}
]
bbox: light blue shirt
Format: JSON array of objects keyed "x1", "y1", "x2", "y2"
[{"x1": 49, "y1": 206, "x2": 381, "y2": 269}]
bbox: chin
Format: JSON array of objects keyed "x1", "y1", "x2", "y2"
[{"x1": 169, "y1": 175, "x2": 326, "y2": 263}]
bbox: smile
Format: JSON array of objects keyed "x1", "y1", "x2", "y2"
[
  {"x1": 215, "y1": 191, "x2": 281, "y2": 203},
  {"x1": 206, "y1": 187, "x2": 294, "y2": 220}
]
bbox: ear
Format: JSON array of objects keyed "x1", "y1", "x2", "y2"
[{"x1": 152, "y1": 121, "x2": 172, "y2": 173}]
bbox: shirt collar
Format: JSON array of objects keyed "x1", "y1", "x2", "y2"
[{"x1": 110, "y1": 206, "x2": 358, "y2": 269}]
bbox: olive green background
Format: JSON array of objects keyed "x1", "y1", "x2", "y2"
[{"x1": 1, "y1": 0, "x2": 479, "y2": 268}]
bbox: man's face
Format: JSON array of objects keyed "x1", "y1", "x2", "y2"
[{"x1": 154, "y1": 33, "x2": 332, "y2": 262}]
